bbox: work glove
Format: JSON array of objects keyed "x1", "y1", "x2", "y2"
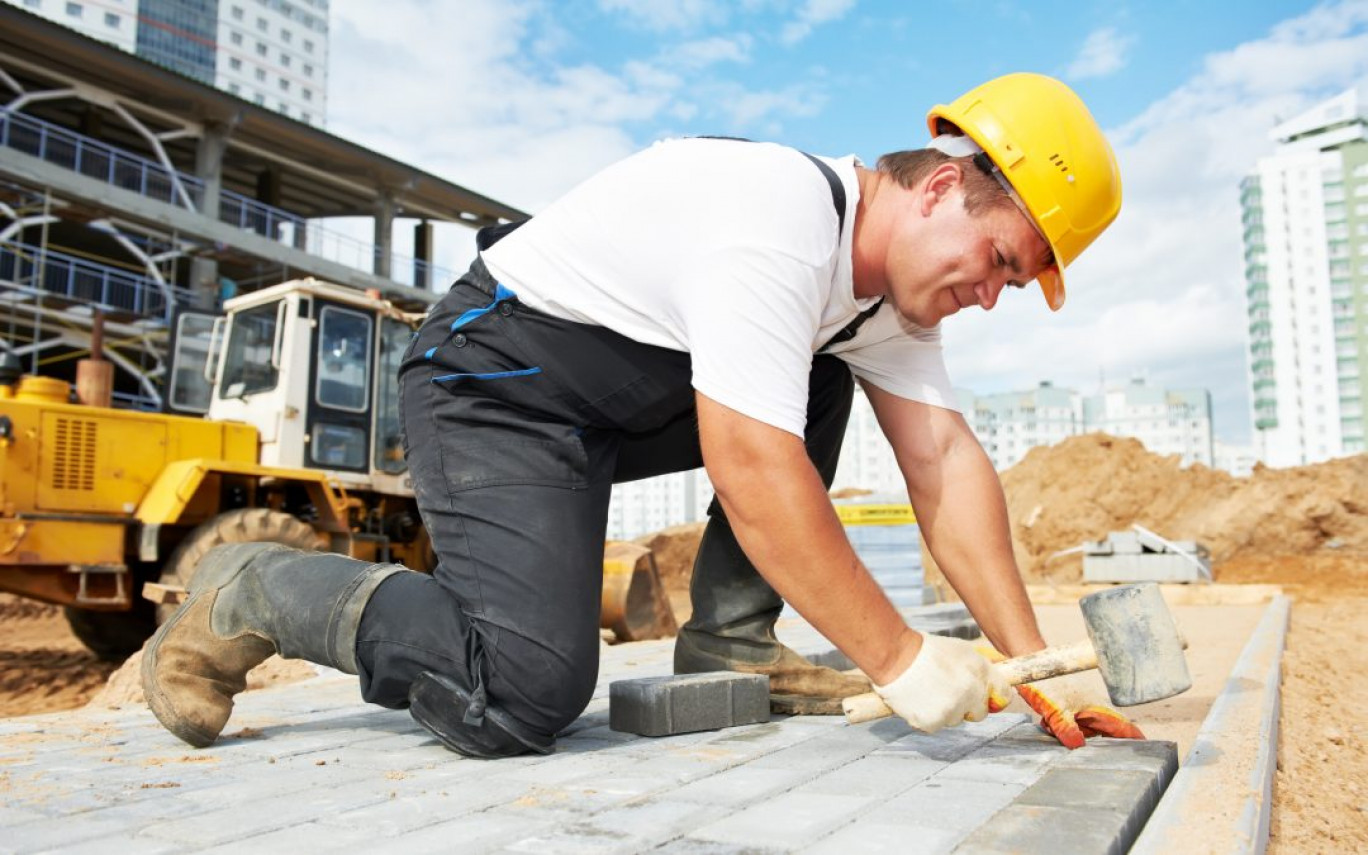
[
  {"x1": 976, "y1": 648, "x2": 1146, "y2": 749},
  {"x1": 872, "y1": 634, "x2": 1013, "y2": 733},
  {"x1": 1015, "y1": 675, "x2": 1146, "y2": 749}
]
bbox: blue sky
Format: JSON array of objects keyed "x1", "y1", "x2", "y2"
[{"x1": 328, "y1": 0, "x2": 1368, "y2": 448}]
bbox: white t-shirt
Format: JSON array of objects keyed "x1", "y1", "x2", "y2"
[{"x1": 483, "y1": 138, "x2": 958, "y2": 438}]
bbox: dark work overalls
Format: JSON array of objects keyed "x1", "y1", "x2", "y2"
[{"x1": 353, "y1": 148, "x2": 882, "y2": 755}]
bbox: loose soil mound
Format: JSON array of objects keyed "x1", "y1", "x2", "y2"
[
  {"x1": 87, "y1": 648, "x2": 319, "y2": 710},
  {"x1": 0, "y1": 595, "x2": 118, "y2": 717},
  {"x1": 998, "y1": 433, "x2": 1368, "y2": 590}
]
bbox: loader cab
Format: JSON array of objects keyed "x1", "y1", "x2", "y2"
[{"x1": 195, "y1": 279, "x2": 418, "y2": 493}]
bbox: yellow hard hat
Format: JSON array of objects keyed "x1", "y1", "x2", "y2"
[{"x1": 928, "y1": 72, "x2": 1122, "y2": 311}]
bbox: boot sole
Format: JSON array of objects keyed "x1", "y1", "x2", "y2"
[{"x1": 770, "y1": 694, "x2": 846, "y2": 716}]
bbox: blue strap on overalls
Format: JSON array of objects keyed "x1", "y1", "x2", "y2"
[{"x1": 426, "y1": 281, "x2": 544, "y2": 382}]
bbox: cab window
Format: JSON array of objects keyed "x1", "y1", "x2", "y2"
[
  {"x1": 315, "y1": 306, "x2": 372, "y2": 412},
  {"x1": 220, "y1": 301, "x2": 280, "y2": 398}
]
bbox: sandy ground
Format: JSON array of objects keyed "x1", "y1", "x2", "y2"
[{"x1": 2, "y1": 566, "x2": 1365, "y2": 851}]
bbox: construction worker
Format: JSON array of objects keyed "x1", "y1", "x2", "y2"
[{"x1": 144, "y1": 72, "x2": 1143, "y2": 757}]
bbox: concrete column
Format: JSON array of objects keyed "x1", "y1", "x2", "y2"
[
  {"x1": 191, "y1": 122, "x2": 230, "y2": 303},
  {"x1": 413, "y1": 219, "x2": 433, "y2": 290},
  {"x1": 373, "y1": 194, "x2": 395, "y2": 280}
]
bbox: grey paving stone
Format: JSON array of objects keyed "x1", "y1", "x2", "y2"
[
  {"x1": 936, "y1": 742, "x2": 1059, "y2": 786},
  {"x1": 663, "y1": 764, "x2": 811, "y2": 806},
  {"x1": 870, "y1": 725, "x2": 990, "y2": 763},
  {"x1": 197, "y1": 820, "x2": 381, "y2": 853},
  {"x1": 508, "y1": 799, "x2": 716, "y2": 854},
  {"x1": 609, "y1": 672, "x2": 770, "y2": 737},
  {"x1": 1052, "y1": 737, "x2": 1179, "y2": 781},
  {"x1": 140, "y1": 777, "x2": 396, "y2": 845},
  {"x1": 366, "y1": 809, "x2": 567, "y2": 855},
  {"x1": 1016, "y1": 768, "x2": 1168, "y2": 814},
  {"x1": 314, "y1": 777, "x2": 533, "y2": 834},
  {"x1": 952, "y1": 804, "x2": 1131, "y2": 855},
  {"x1": 794, "y1": 754, "x2": 948, "y2": 797},
  {"x1": 805, "y1": 821, "x2": 961, "y2": 855},
  {"x1": 4, "y1": 815, "x2": 132, "y2": 854},
  {"x1": 24, "y1": 833, "x2": 182, "y2": 855},
  {"x1": 688, "y1": 791, "x2": 876, "y2": 849},
  {"x1": 864, "y1": 777, "x2": 1026, "y2": 834},
  {"x1": 748, "y1": 728, "x2": 888, "y2": 775}
]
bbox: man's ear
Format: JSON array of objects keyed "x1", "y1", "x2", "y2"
[{"x1": 920, "y1": 162, "x2": 965, "y2": 216}]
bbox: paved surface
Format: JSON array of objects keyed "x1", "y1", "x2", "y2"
[{"x1": 0, "y1": 606, "x2": 1178, "y2": 854}]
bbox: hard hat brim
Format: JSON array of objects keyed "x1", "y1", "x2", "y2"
[{"x1": 1038, "y1": 265, "x2": 1065, "y2": 312}]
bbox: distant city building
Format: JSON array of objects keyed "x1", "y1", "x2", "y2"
[
  {"x1": 1081, "y1": 380, "x2": 1214, "y2": 468},
  {"x1": 3, "y1": 0, "x2": 328, "y2": 125},
  {"x1": 1240, "y1": 82, "x2": 1368, "y2": 466},
  {"x1": 607, "y1": 471, "x2": 714, "y2": 542},
  {"x1": 959, "y1": 378, "x2": 1214, "y2": 471},
  {"x1": 1214, "y1": 439, "x2": 1260, "y2": 478}
]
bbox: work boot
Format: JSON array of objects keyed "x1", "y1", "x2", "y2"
[
  {"x1": 673, "y1": 519, "x2": 871, "y2": 715},
  {"x1": 142, "y1": 543, "x2": 406, "y2": 748}
]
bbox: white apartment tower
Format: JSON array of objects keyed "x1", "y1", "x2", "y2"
[
  {"x1": 4, "y1": 0, "x2": 329, "y2": 126},
  {"x1": 959, "y1": 379, "x2": 1214, "y2": 471},
  {"x1": 1240, "y1": 82, "x2": 1368, "y2": 465}
]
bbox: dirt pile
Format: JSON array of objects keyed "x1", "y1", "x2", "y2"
[
  {"x1": 0, "y1": 594, "x2": 119, "y2": 718},
  {"x1": 998, "y1": 433, "x2": 1368, "y2": 590},
  {"x1": 87, "y1": 648, "x2": 319, "y2": 710}
]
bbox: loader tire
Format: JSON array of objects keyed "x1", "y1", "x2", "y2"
[
  {"x1": 156, "y1": 509, "x2": 326, "y2": 623},
  {"x1": 64, "y1": 600, "x2": 157, "y2": 661}
]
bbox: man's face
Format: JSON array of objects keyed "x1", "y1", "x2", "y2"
[{"x1": 882, "y1": 173, "x2": 1052, "y2": 328}]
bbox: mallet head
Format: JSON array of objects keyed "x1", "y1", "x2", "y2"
[{"x1": 1079, "y1": 582, "x2": 1191, "y2": 707}]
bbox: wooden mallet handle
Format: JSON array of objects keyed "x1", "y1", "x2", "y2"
[{"x1": 842, "y1": 639, "x2": 1099, "y2": 725}]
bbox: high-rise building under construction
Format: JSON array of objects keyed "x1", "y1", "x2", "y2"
[{"x1": 1240, "y1": 83, "x2": 1368, "y2": 466}]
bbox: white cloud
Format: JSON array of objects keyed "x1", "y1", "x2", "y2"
[
  {"x1": 662, "y1": 35, "x2": 754, "y2": 70},
  {"x1": 597, "y1": 0, "x2": 726, "y2": 32},
  {"x1": 944, "y1": 0, "x2": 1368, "y2": 443},
  {"x1": 779, "y1": 0, "x2": 856, "y2": 45},
  {"x1": 1066, "y1": 26, "x2": 1136, "y2": 80}
]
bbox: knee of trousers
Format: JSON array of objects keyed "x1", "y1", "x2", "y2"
[{"x1": 491, "y1": 640, "x2": 599, "y2": 736}]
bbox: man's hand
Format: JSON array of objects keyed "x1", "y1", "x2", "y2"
[
  {"x1": 1016, "y1": 678, "x2": 1146, "y2": 749},
  {"x1": 975, "y1": 648, "x2": 1145, "y2": 749},
  {"x1": 874, "y1": 634, "x2": 1012, "y2": 733}
]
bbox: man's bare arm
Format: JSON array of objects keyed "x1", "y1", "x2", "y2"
[
  {"x1": 862, "y1": 381, "x2": 1047, "y2": 658},
  {"x1": 695, "y1": 391, "x2": 921, "y2": 684}
]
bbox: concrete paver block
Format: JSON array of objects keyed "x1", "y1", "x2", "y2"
[
  {"x1": 609, "y1": 672, "x2": 769, "y2": 737},
  {"x1": 688, "y1": 791, "x2": 876, "y2": 849}
]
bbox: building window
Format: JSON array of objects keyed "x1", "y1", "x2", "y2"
[
  {"x1": 230, "y1": 31, "x2": 243, "y2": 45},
  {"x1": 256, "y1": 42, "x2": 267, "y2": 56},
  {"x1": 254, "y1": 93, "x2": 265, "y2": 105},
  {"x1": 281, "y1": 29, "x2": 292, "y2": 43},
  {"x1": 303, "y1": 88, "x2": 313, "y2": 101},
  {"x1": 255, "y1": 68, "x2": 266, "y2": 81},
  {"x1": 65, "y1": 2, "x2": 82, "y2": 18},
  {"x1": 228, "y1": 82, "x2": 241, "y2": 94},
  {"x1": 303, "y1": 64, "x2": 313, "y2": 77},
  {"x1": 281, "y1": 54, "x2": 291, "y2": 67},
  {"x1": 303, "y1": 39, "x2": 314, "y2": 53},
  {"x1": 23, "y1": 0, "x2": 39, "y2": 7},
  {"x1": 279, "y1": 79, "x2": 290, "y2": 91},
  {"x1": 257, "y1": 16, "x2": 268, "y2": 31},
  {"x1": 230, "y1": 57, "x2": 242, "y2": 70},
  {"x1": 105, "y1": 11, "x2": 119, "y2": 27},
  {"x1": 232, "y1": 6, "x2": 244, "y2": 20},
  {"x1": 302, "y1": 112, "x2": 311, "y2": 123}
]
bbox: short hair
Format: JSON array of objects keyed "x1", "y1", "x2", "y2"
[{"x1": 876, "y1": 149, "x2": 1015, "y2": 217}]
